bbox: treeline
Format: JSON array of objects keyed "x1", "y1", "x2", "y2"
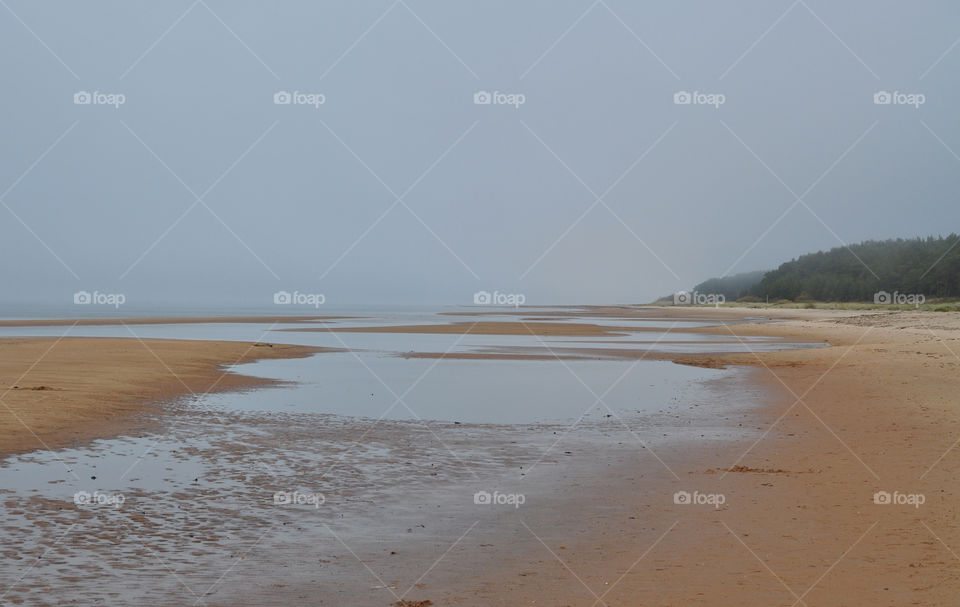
[
  {"x1": 692, "y1": 235, "x2": 960, "y2": 302},
  {"x1": 693, "y1": 271, "x2": 766, "y2": 301}
]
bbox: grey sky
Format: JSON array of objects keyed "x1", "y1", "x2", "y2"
[{"x1": 1, "y1": 0, "x2": 958, "y2": 307}]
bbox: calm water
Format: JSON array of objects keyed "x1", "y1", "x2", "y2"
[
  {"x1": 0, "y1": 306, "x2": 817, "y2": 604},
  {"x1": 0, "y1": 306, "x2": 814, "y2": 424}
]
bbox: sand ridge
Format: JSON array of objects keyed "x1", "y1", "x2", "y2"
[{"x1": 0, "y1": 337, "x2": 330, "y2": 456}]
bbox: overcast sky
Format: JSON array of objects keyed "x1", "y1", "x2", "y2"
[{"x1": 1, "y1": 0, "x2": 958, "y2": 308}]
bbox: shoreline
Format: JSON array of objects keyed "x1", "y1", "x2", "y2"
[
  {"x1": 2, "y1": 308, "x2": 959, "y2": 604},
  {"x1": 0, "y1": 337, "x2": 329, "y2": 457},
  {"x1": 440, "y1": 308, "x2": 960, "y2": 605}
]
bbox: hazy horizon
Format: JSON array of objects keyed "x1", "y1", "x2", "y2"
[{"x1": 3, "y1": 1, "x2": 959, "y2": 307}]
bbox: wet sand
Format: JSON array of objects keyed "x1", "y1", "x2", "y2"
[
  {"x1": 0, "y1": 337, "x2": 328, "y2": 456},
  {"x1": 242, "y1": 307, "x2": 960, "y2": 605},
  {"x1": 431, "y1": 308, "x2": 960, "y2": 605},
  {"x1": 3, "y1": 307, "x2": 960, "y2": 605}
]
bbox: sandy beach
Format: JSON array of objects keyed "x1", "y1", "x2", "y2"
[
  {"x1": 429, "y1": 307, "x2": 960, "y2": 605},
  {"x1": 1, "y1": 307, "x2": 959, "y2": 605},
  {"x1": 0, "y1": 337, "x2": 326, "y2": 456}
]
